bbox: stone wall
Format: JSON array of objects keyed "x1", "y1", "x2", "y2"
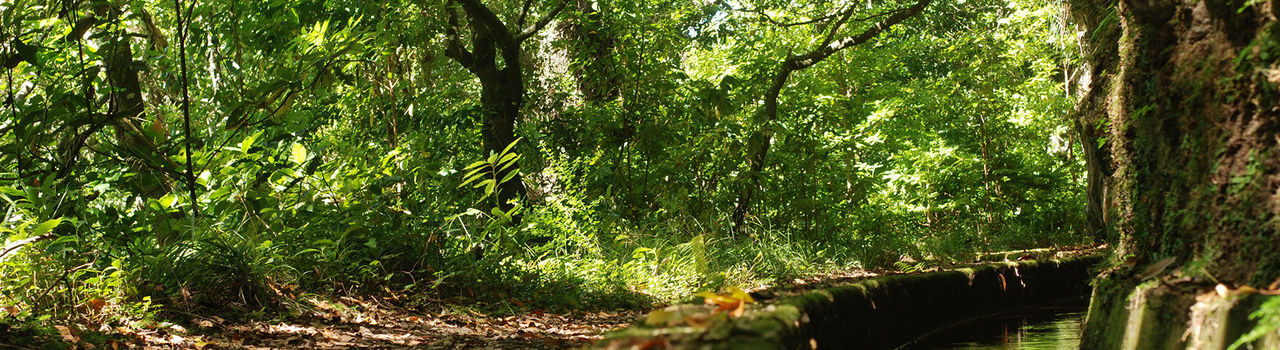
[{"x1": 594, "y1": 256, "x2": 1100, "y2": 349}]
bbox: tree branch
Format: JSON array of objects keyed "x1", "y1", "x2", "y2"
[
  {"x1": 453, "y1": 0, "x2": 517, "y2": 46},
  {"x1": 819, "y1": 7, "x2": 856, "y2": 49},
  {"x1": 0, "y1": 233, "x2": 56, "y2": 262},
  {"x1": 516, "y1": 0, "x2": 567, "y2": 41},
  {"x1": 517, "y1": 0, "x2": 534, "y2": 29},
  {"x1": 734, "y1": 0, "x2": 932, "y2": 233},
  {"x1": 443, "y1": 1, "x2": 477, "y2": 71},
  {"x1": 789, "y1": 0, "x2": 931, "y2": 71},
  {"x1": 749, "y1": 7, "x2": 841, "y2": 28}
]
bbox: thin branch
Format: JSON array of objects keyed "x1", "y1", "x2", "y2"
[
  {"x1": 516, "y1": 0, "x2": 534, "y2": 29},
  {"x1": 0, "y1": 233, "x2": 56, "y2": 262},
  {"x1": 788, "y1": 0, "x2": 931, "y2": 71},
  {"x1": 820, "y1": 7, "x2": 856, "y2": 48},
  {"x1": 443, "y1": 0, "x2": 477, "y2": 70},
  {"x1": 516, "y1": 0, "x2": 567, "y2": 41},
  {"x1": 748, "y1": 7, "x2": 842, "y2": 28},
  {"x1": 175, "y1": 0, "x2": 200, "y2": 217},
  {"x1": 454, "y1": 0, "x2": 517, "y2": 45}
]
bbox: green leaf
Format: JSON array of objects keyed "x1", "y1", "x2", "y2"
[
  {"x1": 458, "y1": 166, "x2": 488, "y2": 188},
  {"x1": 13, "y1": 39, "x2": 38, "y2": 65},
  {"x1": 500, "y1": 170, "x2": 519, "y2": 184},
  {"x1": 31, "y1": 218, "x2": 62, "y2": 237},
  {"x1": 240, "y1": 130, "x2": 264, "y2": 151},
  {"x1": 631, "y1": 247, "x2": 653, "y2": 259},
  {"x1": 159, "y1": 194, "x2": 177, "y2": 208},
  {"x1": 290, "y1": 142, "x2": 308, "y2": 164},
  {"x1": 500, "y1": 138, "x2": 521, "y2": 156},
  {"x1": 498, "y1": 152, "x2": 518, "y2": 165}
]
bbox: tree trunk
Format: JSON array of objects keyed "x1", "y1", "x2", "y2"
[
  {"x1": 80, "y1": 3, "x2": 172, "y2": 199},
  {"x1": 444, "y1": 0, "x2": 564, "y2": 212},
  {"x1": 1067, "y1": 0, "x2": 1120, "y2": 244},
  {"x1": 731, "y1": 0, "x2": 932, "y2": 233},
  {"x1": 479, "y1": 68, "x2": 528, "y2": 211},
  {"x1": 563, "y1": 0, "x2": 619, "y2": 103},
  {"x1": 1071, "y1": 0, "x2": 1280, "y2": 347}
]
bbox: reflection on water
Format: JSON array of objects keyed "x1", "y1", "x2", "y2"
[{"x1": 898, "y1": 301, "x2": 1088, "y2": 350}]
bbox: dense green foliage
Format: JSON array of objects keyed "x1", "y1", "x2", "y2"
[{"x1": 1, "y1": 0, "x2": 1085, "y2": 330}]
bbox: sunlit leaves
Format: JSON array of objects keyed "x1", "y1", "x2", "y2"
[
  {"x1": 459, "y1": 139, "x2": 522, "y2": 205},
  {"x1": 290, "y1": 142, "x2": 309, "y2": 164},
  {"x1": 29, "y1": 218, "x2": 62, "y2": 237}
]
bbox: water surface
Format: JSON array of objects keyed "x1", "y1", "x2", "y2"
[{"x1": 898, "y1": 301, "x2": 1087, "y2": 350}]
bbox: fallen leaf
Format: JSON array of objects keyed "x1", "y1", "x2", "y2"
[
  {"x1": 683, "y1": 313, "x2": 713, "y2": 328},
  {"x1": 86, "y1": 298, "x2": 106, "y2": 313},
  {"x1": 1137, "y1": 257, "x2": 1176, "y2": 280},
  {"x1": 635, "y1": 336, "x2": 670, "y2": 350},
  {"x1": 55, "y1": 325, "x2": 79, "y2": 344}
]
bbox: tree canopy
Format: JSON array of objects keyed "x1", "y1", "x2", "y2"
[{"x1": 1, "y1": 0, "x2": 1090, "y2": 346}]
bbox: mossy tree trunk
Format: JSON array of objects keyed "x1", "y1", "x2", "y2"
[
  {"x1": 1070, "y1": 0, "x2": 1280, "y2": 347},
  {"x1": 443, "y1": 0, "x2": 566, "y2": 212}
]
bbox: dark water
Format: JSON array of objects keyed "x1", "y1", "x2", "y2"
[{"x1": 897, "y1": 301, "x2": 1088, "y2": 350}]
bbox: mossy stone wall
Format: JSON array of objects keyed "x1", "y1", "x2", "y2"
[{"x1": 595, "y1": 256, "x2": 1100, "y2": 349}]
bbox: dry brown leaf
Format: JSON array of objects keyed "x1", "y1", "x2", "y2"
[
  {"x1": 86, "y1": 298, "x2": 106, "y2": 314},
  {"x1": 55, "y1": 325, "x2": 80, "y2": 344},
  {"x1": 635, "y1": 336, "x2": 671, "y2": 350},
  {"x1": 683, "y1": 313, "x2": 712, "y2": 329},
  {"x1": 1138, "y1": 257, "x2": 1177, "y2": 280}
]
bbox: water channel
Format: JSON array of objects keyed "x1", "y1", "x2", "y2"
[{"x1": 896, "y1": 299, "x2": 1089, "y2": 350}]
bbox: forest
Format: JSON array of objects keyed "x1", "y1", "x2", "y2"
[{"x1": 1, "y1": 0, "x2": 1277, "y2": 348}]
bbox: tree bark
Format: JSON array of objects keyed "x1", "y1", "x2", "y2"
[
  {"x1": 1071, "y1": 0, "x2": 1280, "y2": 347},
  {"x1": 56, "y1": 3, "x2": 173, "y2": 198},
  {"x1": 731, "y1": 0, "x2": 932, "y2": 233},
  {"x1": 1066, "y1": 0, "x2": 1119, "y2": 245},
  {"x1": 563, "y1": 0, "x2": 619, "y2": 103},
  {"x1": 444, "y1": 0, "x2": 564, "y2": 211}
]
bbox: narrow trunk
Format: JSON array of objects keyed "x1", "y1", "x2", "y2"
[{"x1": 730, "y1": 0, "x2": 932, "y2": 233}]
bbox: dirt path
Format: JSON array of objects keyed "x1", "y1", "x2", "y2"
[{"x1": 130, "y1": 299, "x2": 639, "y2": 349}]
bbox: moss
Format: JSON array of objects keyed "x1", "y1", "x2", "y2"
[{"x1": 595, "y1": 256, "x2": 1101, "y2": 349}]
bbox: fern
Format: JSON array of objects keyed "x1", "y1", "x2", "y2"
[{"x1": 1229, "y1": 296, "x2": 1280, "y2": 350}]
